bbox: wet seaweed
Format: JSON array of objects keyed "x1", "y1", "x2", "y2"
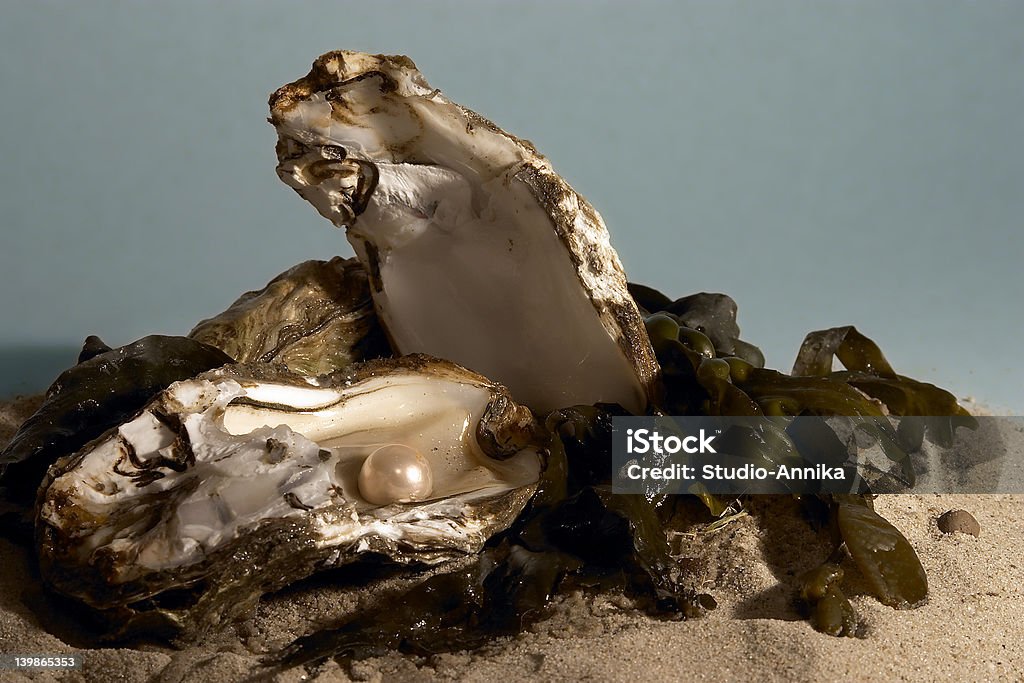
[{"x1": 635, "y1": 285, "x2": 963, "y2": 636}]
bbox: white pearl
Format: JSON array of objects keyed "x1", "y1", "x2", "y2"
[{"x1": 357, "y1": 444, "x2": 433, "y2": 505}]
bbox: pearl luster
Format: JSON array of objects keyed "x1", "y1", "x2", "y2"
[{"x1": 357, "y1": 444, "x2": 433, "y2": 505}]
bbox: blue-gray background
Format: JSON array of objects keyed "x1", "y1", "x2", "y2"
[{"x1": 1, "y1": 1, "x2": 1021, "y2": 413}]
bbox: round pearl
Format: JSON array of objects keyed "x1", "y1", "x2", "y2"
[{"x1": 357, "y1": 444, "x2": 433, "y2": 505}]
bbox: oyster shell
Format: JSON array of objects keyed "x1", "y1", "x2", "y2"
[
  {"x1": 189, "y1": 256, "x2": 389, "y2": 375},
  {"x1": 270, "y1": 51, "x2": 658, "y2": 414},
  {"x1": 36, "y1": 356, "x2": 544, "y2": 633}
]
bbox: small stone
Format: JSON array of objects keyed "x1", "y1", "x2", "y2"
[{"x1": 937, "y1": 509, "x2": 980, "y2": 537}]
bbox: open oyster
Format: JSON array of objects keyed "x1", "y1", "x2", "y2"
[
  {"x1": 189, "y1": 256, "x2": 389, "y2": 375},
  {"x1": 270, "y1": 52, "x2": 658, "y2": 414},
  {"x1": 35, "y1": 356, "x2": 544, "y2": 633}
]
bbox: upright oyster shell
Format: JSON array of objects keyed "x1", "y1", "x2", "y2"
[
  {"x1": 36, "y1": 356, "x2": 543, "y2": 633},
  {"x1": 270, "y1": 51, "x2": 658, "y2": 414},
  {"x1": 189, "y1": 256, "x2": 389, "y2": 375}
]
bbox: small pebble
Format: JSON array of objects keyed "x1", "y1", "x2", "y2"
[{"x1": 937, "y1": 509, "x2": 980, "y2": 537}]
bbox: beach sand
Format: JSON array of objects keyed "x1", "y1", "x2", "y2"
[{"x1": 0, "y1": 395, "x2": 1021, "y2": 682}]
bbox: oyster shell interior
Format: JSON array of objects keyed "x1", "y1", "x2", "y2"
[
  {"x1": 37, "y1": 357, "x2": 542, "y2": 617},
  {"x1": 271, "y1": 52, "x2": 659, "y2": 414}
]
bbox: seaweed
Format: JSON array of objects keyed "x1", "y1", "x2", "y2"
[
  {"x1": 834, "y1": 495, "x2": 927, "y2": 608},
  {"x1": 792, "y1": 325, "x2": 977, "y2": 427},
  {"x1": 795, "y1": 494, "x2": 928, "y2": 636},
  {"x1": 632, "y1": 285, "x2": 966, "y2": 637}
]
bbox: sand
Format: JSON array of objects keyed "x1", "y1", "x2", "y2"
[{"x1": 0, "y1": 395, "x2": 1021, "y2": 683}]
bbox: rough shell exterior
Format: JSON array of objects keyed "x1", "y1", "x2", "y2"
[{"x1": 189, "y1": 257, "x2": 389, "y2": 375}]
